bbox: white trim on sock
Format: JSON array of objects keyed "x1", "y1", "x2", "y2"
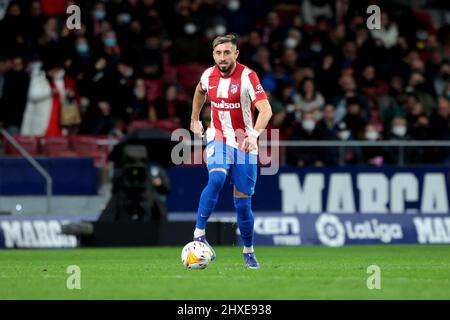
[
  {"x1": 243, "y1": 246, "x2": 254, "y2": 254},
  {"x1": 194, "y1": 228, "x2": 206, "y2": 238}
]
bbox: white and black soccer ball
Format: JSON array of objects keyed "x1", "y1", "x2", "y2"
[{"x1": 181, "y1": 241, "x2": 212, "y2": 270}]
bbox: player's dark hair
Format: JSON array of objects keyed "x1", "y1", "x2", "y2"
[{"x1": 212, "y1": 34, "x2": 238, "y2": 49}]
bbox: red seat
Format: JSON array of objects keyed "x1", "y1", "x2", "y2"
[
  {"x1": 127, "y1": 119, "x2": 182, "y2": 134},
  {"x1": 5, "y1": 135, "x2": 40, "y2": 156},
  {"x1": 70, "y1": 135, "x2": 98, "y2": 156},
  {"x1": 145, "y1": 79, "x2": 164, "y2": 101},
  {"x1": 162, "y1": 66, "x2": 177, "y2": 83},
  {"x1": 40, "y1": 137, "x2": 76, "y2": 157},
  {"x1": 127, "y1": 120, "x2": 154, "y2": 133},
  {"x1": 149, "y1": 119, "x2": 182, "y2": 132},
  {"x1": 70, "y1": 135, "x2": 110, "y2": 167},
  {"x1": 176, "y1": 64, "x2": 206, "y2": 95}
]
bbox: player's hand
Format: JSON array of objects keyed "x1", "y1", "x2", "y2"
[
  {"x1": 190, "y1": 119, "x2": 204, "y2": 137},
  {"x1": 241, "y1": 131, "x2": 258, "y2": 152}
]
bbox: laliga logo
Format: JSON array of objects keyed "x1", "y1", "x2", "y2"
[
  {"x1": 315, "y1": 214, "x2": 346, "y2": 247},
  {"x1": 315, "y1": 214, "x2": 404, "y2": 246}
]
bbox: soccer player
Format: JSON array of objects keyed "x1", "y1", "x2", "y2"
[{"x1": 190, "y1": 34, "x2": 273, "y2": 269}]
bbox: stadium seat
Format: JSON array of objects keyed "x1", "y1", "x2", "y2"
[
  {"x1": 4, "y1": 135, "x2": 40, "y2": 156},
  {"x1": 128, "y1": 119, "x2": 182, "y2": 134},
  {"x1": 176, "y1": 64, "x2": 206, "y2": 95},
  {"x1": 145, "y1": 79, "x2": 164, "y2": 102},
  {"x1": 148, "y1": 119, "x2": 182, "y2": 132},
  {"x1": 40, "y1": 137, "x2": 76, "y2": 157},
  {"x1": 127, "y1": 120, "x2": 154, "y2": 133},
  {"x1": 162, "y1": 66, "x2": 177, "y2": 83},
  {"x1": 70, "y1": 135, "x2": 111, "y2": 167}
]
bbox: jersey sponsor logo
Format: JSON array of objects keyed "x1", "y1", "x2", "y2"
[
  {"x1": 211, "y1": 100, "x2": 241, "y2": 109},
  {"x1": 230, "y1": 82, "x2": 239, "y2": 94}
]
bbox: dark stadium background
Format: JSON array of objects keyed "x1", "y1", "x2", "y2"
[{"x1": 0, "y1": 0, "x2": 449, "y2": 300}]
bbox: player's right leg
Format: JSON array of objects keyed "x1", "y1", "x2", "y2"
[{"x1": 193, "y1": 141, "x2": 229, "y2": 260}]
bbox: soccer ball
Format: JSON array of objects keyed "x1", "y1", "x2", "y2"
[{"x1": 181, "y1": 241, "x2": 212, "y2": 270}]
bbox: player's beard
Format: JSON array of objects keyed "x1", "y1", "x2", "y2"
[{"x1": 217, "y1": 61, "x2": 235, "y2": 74}]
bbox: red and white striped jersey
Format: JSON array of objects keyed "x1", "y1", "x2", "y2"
[{"x1": 199, "y1": 62, "x2": 267, "y2": 153}]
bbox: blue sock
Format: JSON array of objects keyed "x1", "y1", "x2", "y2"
[
  {"x1": 234, "y1": 197, "x2": 254, "y2": 247},
  {"x1": 196, "y1": 170, "x2": 226, "y2": 229}
]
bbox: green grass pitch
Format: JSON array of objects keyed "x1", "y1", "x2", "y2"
[{"x1": 1, "y1": 245, "x2": 450, "y2": 299}]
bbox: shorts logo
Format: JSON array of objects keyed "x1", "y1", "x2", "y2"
[
  {"x1": 207, "y1": 146, "x2": 215, "y2": 158},
  {"x1": 230, "y1": 82, "x2": 239, "y2": 94}
]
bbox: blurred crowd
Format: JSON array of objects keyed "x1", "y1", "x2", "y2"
[{"x1": 0, "y1": 0, "x2": 449, "y2": 166}]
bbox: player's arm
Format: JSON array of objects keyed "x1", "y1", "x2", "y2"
[
  {"x1": 242, "y1": 99, "x2": 272, "y2": 152},
  {"x1": 190, "y1": 83, "x2": 208, "y2": 136},
  {"x1": 253, "y1": 99, "x2": 273, "y2": 135}
]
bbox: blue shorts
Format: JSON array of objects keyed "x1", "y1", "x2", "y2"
[{"x1": 206, "y1": 140, "x2": 257, "y2": 195}]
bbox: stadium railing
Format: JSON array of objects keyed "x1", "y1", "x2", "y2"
[{"x1": 0, "y1": 129, "x2": 53, "y2": 213}]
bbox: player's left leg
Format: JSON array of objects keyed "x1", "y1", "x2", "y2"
[
  {"x1": 233, "y1": 187, "x2": 260, "y2": 269},
  {"x1": 232, "y1": 150, "x2": 259, "y2": 269}
]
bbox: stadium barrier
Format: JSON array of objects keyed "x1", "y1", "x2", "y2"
[
  {"x1": 167, "y1": 165, "x2": 450, "y2": 246},
  {"x1": 0, "y1": 214, "x2": 236, "y2": 249}
]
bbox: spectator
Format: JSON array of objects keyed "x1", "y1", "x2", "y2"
[
  {"x1": 21, "y1": 57, "x2": 51, "y2": 136},
  {"x1": 370, "y1": 12, "x2": 399, "y2": 49},
  {"x1": 433, "y1": 62, "x2": 450, "y2": 97},
  {"x1": 149, "y1": 83, "x2": 190, "y2": 129},
  {"x1": 138, "y1": 33, "x2": 164, "y2": 80},
  {"x1": 0, "y1": 55, "x2": 11, "y2": 128},
  {"x1": 316, "y1": 104, "x2": 338, "y2": 139},
  {"x1": 302, "y1": 0, "x2": 333, "y2": 27},
  {"x1": 0, "y1": 0, "x2": 449, "y2": 166},
  {"x1": 1, "y1": 55, "x2": 29, "y2": 134},
  {"x1": 125, "y1": 78, "x2": 150, "y2": 124},
  {"x1": 293, "y1": 77, "x2": 325, "y2": 118},
  {"x1": 82, "y1": 100, "x2": 115, "y2": 136},
  {"x1": 316, "y1": 104, "x2": 340, "y2": 165},
  {"x1": 428, "y1": 96, "x2": 450, "y2": 163},
  {"x1": 335, "y1": 121, "x2": 363, "y2": 165},
  {"x1": 362, "y1": 124, "x2": 385, "y2": 166},
  {"x1": 342, "y1": 97, "x2": 367, "y2": 140},
  {"x1": 333, "y1": 73, "x2": 368, "y2": 124},
  {"x1": 385, "y1": 116, "x2": 413, "y2": 165},
  {"x1": 286, "y1": 111, "x2": 324, "y2": 167}
]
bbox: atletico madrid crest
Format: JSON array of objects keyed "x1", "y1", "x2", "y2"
[{"x1": 230, "y1": 82, "x2": 239, "y2": 94}]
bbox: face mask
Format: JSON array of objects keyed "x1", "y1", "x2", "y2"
[
  {"x1": 311, "y1": 44, "x2": 322, "y2": 53},
  {"x1": 392, "y1": 126, "x2": 406, "y2": 137},
  {"x1": 124, "y1": 68, "x2": 134, "y2": 78},
  {"x1": 29, "y1": 62, "x2": 42, "y2": 73},
  {"x1": 104, "y1": 37, "x2": 117, "y2": 48},
  {"x1": 94, "y1": 10, "x2": 106, "y2": 20},
  {"x1": 338, "y1": 130, "x2": 350, "y2": 140},
  {"x1": 215, "y1": 25, "x2": 226, "y2": 36},
  {"x1": 227, "y1": 0, "x2": 240, "y2": 11},
  {"x1": 416, "y1": 31, "x2": 428, "y2": 41},
  {"x1": 365, "y1": 131, "x2": 379, "y2": 141},
  {"x1": 184, "y1": 23, "x2": 197, "y2": 35},
  {"x1": 118, "y1": 13, "x2": 131, "y2": 24},
  {"x1": 134, "y1": 88, "x2": 146, "y2": 99},
  {"x1": 302, "y1": 119, "x2": 315, "y2": 132},
  {"x1": 76, "y1": 43, "x2": 89, "y2": 54},
  {"x1": 285, "y1": 37, "x2": 298, "y2": 49}
]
